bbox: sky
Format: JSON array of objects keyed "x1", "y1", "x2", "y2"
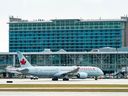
[{"x1": 0, "y1": 0, "x2": 128, "y2": 52}]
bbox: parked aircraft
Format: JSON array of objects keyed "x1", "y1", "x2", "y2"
[{"x1": 6, "y1": 51, "x2": 104, "y2": 81}]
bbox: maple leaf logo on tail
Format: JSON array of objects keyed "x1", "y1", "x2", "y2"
[{"x1": 20, "y1": 59, "x2": 26, "y2": 65}]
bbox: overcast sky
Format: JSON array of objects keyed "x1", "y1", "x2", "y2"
[{"x1": 0, "y1": 0, "x2": 128, "y2": 52}]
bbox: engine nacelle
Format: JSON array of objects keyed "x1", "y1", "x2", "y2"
[{"x1": 77, "y1": 72, "x2": 88, "y2": 79}]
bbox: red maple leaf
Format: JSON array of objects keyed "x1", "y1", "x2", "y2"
[{"x1": 20, "y1": 59, "x2": 26, "y2": 65}]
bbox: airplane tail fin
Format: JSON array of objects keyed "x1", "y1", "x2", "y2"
[{"x1": 17, "y1": 51, "x2": 32, "y2": 68}]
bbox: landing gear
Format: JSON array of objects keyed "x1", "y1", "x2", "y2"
[
  {"x1": 63, "y1": 75, "x2": 69, "y2": 81},
  {"x1": 52, "y1": 77, "x2": 58, "y2": 81},
  {"x1": 63, "y1": 78, "x2": 69, "y2": 81},
  {"x1": 95, "y1": 76, "x2": 98, "y2": 80},
  {"x1": 30, "y1": 76, "x2": 38, "y2": 80}
]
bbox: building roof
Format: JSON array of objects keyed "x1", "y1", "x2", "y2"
[{"x1": 8, "y1": 16, "x2": 126, "y2": 24}]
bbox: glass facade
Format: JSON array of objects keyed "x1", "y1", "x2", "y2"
[
  {"x1": 0, "y1": 51, "x2": 128, "y2": 74},
  {"x1": 9, "y1": 17, "x2": 125, "y2": 52},
  {"x1": 0, "y1": 54, "x2": 13, "y2": 73}
]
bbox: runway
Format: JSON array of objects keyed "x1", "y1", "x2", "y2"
[
  {"x1": 0, "y1": 78, "x2": 128, "y2": 92},
  {"x1": 0, "y1": 78, "x2": 128, "y2": 84},
  {"x1": 0, "y1": 92, "x2": 128, "y2": 96}
]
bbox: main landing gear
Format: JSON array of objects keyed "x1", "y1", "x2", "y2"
[
  {"x1": 63, "y1": 78, "x2": 69, "y2": 81},
  {"x1": 52, "y1": 77, "x2": 69, "y2": 81},
  {"x1": 52, "y1": 77, "x2": 58, "y2": 81},
  {"x1": 63, "y1": 75, "x2": 69, "y2": 81}
]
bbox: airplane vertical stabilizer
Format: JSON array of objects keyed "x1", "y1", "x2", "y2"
[{"x1": 17, "y1": 51, "x2": 32, "y2": 68}]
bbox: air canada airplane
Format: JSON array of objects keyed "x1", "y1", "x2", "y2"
[{"x1": 6, "y1": 51, "x2": 104, "y2": 81}]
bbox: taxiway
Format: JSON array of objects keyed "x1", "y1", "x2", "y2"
[
  {"x1": 0, "y1": 78, "x2": 128, "y2": 84},
  {"x1": 0, "y1": 79, "x2": 128, "y2": 92}
]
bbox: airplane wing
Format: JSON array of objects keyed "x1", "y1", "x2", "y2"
[
  {"x1": 67, "y1": 66, "x2": 80, "y2": 74},
  {"x1": 16, "y1": 68, "x2": 29, "y2": 74},
  {"x1": 54, "y1": 66, "x2": 79, "y2": 77},
  {"x1": 6, "y1": 66, "x2": 29, "y2": 74},
  {"x1": 6, "y1": 66, "x2": 22, "y2": 74}
]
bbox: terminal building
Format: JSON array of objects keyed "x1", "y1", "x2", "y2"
[
  {"x1": 9, "y1": 16, "x2": 127, "y2": 52},
  {"x1": 0, "y1": 16, "x2": 128, "y2": 77}
]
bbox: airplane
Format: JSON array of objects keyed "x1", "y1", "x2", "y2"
[{"x1": 6, "y1": 51, "x2": 104, "y2": 81}]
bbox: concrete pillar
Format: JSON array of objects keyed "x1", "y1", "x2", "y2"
[{"x1": 13, "y1": 55, "x2": 15, "y2": 67}]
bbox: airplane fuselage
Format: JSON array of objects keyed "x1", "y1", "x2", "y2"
[{"x1": 26, "y1": 66, "x2": 103, "y2": 78}]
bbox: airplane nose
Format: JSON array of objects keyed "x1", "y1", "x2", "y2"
[
  {"x1": 97, "y1": 68, "x2": 104, "y2": 75},
  {"x1": 100, "y1": 69, "x2": 104, "y2": 75}
]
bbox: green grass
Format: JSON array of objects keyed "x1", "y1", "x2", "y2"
[
  {"x1": 0, "y1": 84, "x2": 128, "y2": 88},
  {"x1": 0, "y1": 84, "x2": 128, "y2": 92},
  {"x1": 0, "y1": 88, "x2": 128, "y2": 92}
]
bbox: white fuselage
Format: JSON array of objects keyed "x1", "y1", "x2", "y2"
[{"x1": 26, "y1": 66, "x2": 103, "y2": 78}]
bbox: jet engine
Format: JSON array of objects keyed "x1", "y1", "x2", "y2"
[{"x1": 77, "y1": 72, "x2": 88, "y2": 79}]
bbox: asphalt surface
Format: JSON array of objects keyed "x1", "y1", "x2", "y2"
[
  {"x1": 0, "y1": 92, "x2": 128, "y2": 96},
  {"x1": 0, "y1": 78, "x2": 128, "y2": 84},
  {"x1": 0, "y1": 78, "x2": 128, "y2": 92}
]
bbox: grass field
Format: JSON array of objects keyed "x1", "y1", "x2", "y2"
[
  {"x1": 0, "y1": 84, "x2": 128, "y2": 88},
  {"x1": 0, "y1": 84, "x2": 128, "y2": 92}
]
